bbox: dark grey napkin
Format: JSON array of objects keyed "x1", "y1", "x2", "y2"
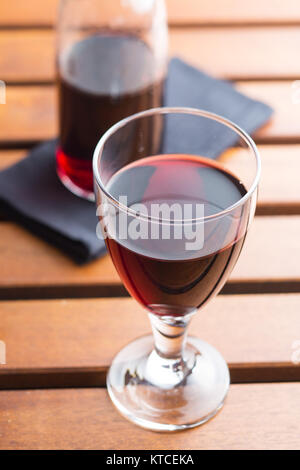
[
  {"x1": 0, "y1": 139, "x2": 105, "y2": 264},
  {"x1": 164, "y1": 58, "x2": 273, "y2": 156},
  {"x1": 0, "y1": 58, "x2": 273, "y2": 264}
]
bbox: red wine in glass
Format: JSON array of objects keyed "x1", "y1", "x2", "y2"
[
  {"x1": 103, "y1": 154, "x2": 248, "y2": 317},
  {"x1": 57, "y1": 34, "x2": 165, "y2": 199}
]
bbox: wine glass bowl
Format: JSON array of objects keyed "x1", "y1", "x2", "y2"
[{"x1": 93, "y1": 107, "x2": 260, "y2": 431}]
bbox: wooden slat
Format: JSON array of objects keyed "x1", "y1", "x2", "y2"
[
  {"x1": 167, "y1": 0, "x2": 300, "y2": 26},
  {"x1": 0, "y1": 384, "x2": 299, "y2": 449},
  {"x1": 0, "y1": 150, "x2": 25, "y2": 169},
  {"x1": 224, "y1": 145, "x2": 300, "y2": 215},
  {"x1": 237, "y1": 81, "x2": 299, "y2": 143},
  {"x1": 233, "y1": 216, "x2": 300, "y2": 286},
  {"x1": 2, "y1": 0, "x2": 300, "y2": 27},
  {"x1": 0, "y1": 86, "x2": 56, "y2": 144},
  {"x1": 0, "y1": 222, "x2": 119, "y2": 293},
  {"x1": 0, "y1": 1, "x2": 57, "y2": 27},
  {"x1": 0, "y1": 30, "x2": 54, "y2": 82},
  {"x1": 169, "y1": 27, "x2": 300, "y2": 80},
  {"x1": 1, "y1": 145, "x2": 299, "y2": 214},
  {"x1": 0, "y1": 294, "x2": 299, "y2": 388},
  {"x1": 2, "y1": 28, "x2": 300, "y2": 82},
  {"x1": 0, "y1": 216, "x2": 299, "y2": 300},
  {"x1": 0, "y1": 81, "x2": 298, "y2": 145}
]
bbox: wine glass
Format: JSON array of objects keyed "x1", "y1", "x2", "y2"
[
  {"x1": 56, "y1": 0, "x2": 168, "y2": 200},
  {"x1": 93, "y1": 107, "x2": 260, "y2": 431}
]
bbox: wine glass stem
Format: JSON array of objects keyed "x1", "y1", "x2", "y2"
[{"x1": 148, "y1": 313, "x2": 192, "y2": 360}]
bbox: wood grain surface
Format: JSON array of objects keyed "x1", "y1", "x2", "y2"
[
  {"x1": 0, "y1": 216, "x2": 299, "y2": 300},
  {"x1": 2, "y1": 28, "x2": 300, "y2": 82},
  {"x1": 0, "y1": 1, "x2": 299, "y2": 451},
  {"x1": 1, "y1": 145, "x2": 299, "y2": 215},
  {"x1": 0, "y1": 294, "x2": 299, "y2": 388},
  {"x1": 0, "y1": 384, "x2": 299, "y2": 449},
  {"x1": 2, "y1": 0, "x2": 300, "y2": 27},
  {"x1": 2, "y1": 81, "x2": 299, "y2": 146}
]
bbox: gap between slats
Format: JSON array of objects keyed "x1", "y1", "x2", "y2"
[
  {"x1": 0, "y1": 281, "x2": 300, "y2": 302},
  {"x1": 0, "y1": 363, "x2": 299, "y2": 390}
]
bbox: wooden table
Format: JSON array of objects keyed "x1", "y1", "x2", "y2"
[{"x1": 0, "y1": 0, "x2": 300, "y2": 450}]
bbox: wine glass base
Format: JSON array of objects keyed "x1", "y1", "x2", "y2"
[
  {"x1": 107, "y1": 335, "x2": 230, "y2": 432},
  {"x1": 56, "y1": 168, "x2": 95, "y2": 202}
]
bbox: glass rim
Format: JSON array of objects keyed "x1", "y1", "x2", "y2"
[{"x1": 93, "y1": 107, "x2": 261, "y2": 223}]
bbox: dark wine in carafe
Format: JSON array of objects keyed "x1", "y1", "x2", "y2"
[{"x1": 57, "y1": 34, "x2": 165, "y2": 197}]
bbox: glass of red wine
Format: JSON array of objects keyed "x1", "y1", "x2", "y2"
[
  {"x1": 56, "y1": 0, "x2": 168, "y2": 200},
  {"x1": 93, "y1": 107, "x2": 261, "y2": 431}
]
